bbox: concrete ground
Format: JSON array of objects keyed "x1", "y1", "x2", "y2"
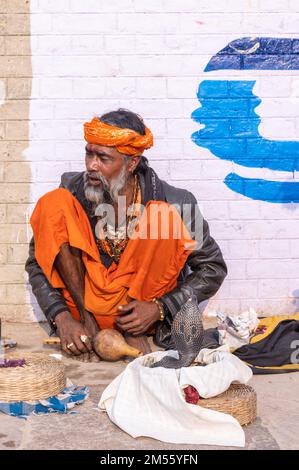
[{"x1": 0, "y1": 320, "x2": 298, "y2": 451}]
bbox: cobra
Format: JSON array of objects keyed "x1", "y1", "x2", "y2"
[{"x1": 151, "y1": 296, "x2": 204, "y2": 369}]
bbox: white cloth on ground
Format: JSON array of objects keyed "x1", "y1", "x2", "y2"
[
  {"x1": 98, "y1": 348, "x2": 253, "y2": 447},
  {"x1": 217, "y1": 308, "x2": 259, "y2": 349}
]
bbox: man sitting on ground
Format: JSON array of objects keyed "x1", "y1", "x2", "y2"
[{"x1": 25, "y1": 109, "x2": 227, "y2": 361}]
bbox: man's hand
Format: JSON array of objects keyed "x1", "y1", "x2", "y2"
[
  {"x1": 55, "y1": 310, "x2": 93, "y2": 356},
  {"x1": 116, "y1": 300, "x2": 160, "y2": 336}
]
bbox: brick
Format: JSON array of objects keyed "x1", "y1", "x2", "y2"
[
  {"x1": 143, "y1": 119, "x2": 167, "y2": 139},
  {"x1": 0, "y1": 56, "x2": 31, "y2": 78},
  {"x1": 6, "y1": 204, "x2": 33, "y2": 224},
  {"x1": 0, "y1": 304, "x2": 41, "y2": 322},
  {"x1": 0, "y1": 185, "x2": 31, "y2": 203},
  {"x1": 259, "y1": 118, "x2": 297, "y2": 139},
  {"x1": 7, "y1": 243, "x2": 29, "y2": 264},
  {"x1": 40, "y1": 79, "x2": 73, "y2": 99},
  {"x1": 105, "y1": 35, "x2": 135, "y2": 54},
  {"x1": 259, "y1": 76, "x2": 291, "y2": 97},
  {"x1": 118, "y1": 99, "x2": 183, "y2": 119},
  {"x1": 290, "y1": 240, "x2": 299, "y2": 258},
  {"x1": 0, "y1": 100, "x2": 29, "y2": 120},
  {"x1": 179, "y1": 13, "x2": 242, "y2": 34},
  {"x1": 71, "y1": 35, "x2": 105, "y2": 55},
  {"x1": 37, "y1": 0, "x2": 70, "y2": 12},
  {"x1": 0, "y1": 141, "x2": 30, "y2": 162},
  {"x1": 3, "y1": 0, "x2": 31, "y2": 13},
  {"x1": 167, "y1": 78, "x2": 198, "y2": 98},
  {"x1": 4, "y1": 14, "x2": 31, "y2": 34},
  {"x1": 259, "y1": 240, "x2": 290, "y2": 259},
  {"x1": 4, "y1": 162, "x2": 31, "y2": 182},
  {"x1": 32, "y1": 161, "x2": 71, "y2": 182},
  {"x1": 229, "y1": 201, "x2": 260, "y2": 220},
  {"x1": 247, "y1": 260, "x2": 299, "y2": 279},
  {"x1": 105, "y1": 78, "x2": 136, "y2": 99},
  {"x1": 119, "y1": 54, "x2": 200, "y2": 77},
  {"x1": 0, "y1": 35, "x2": 4, "y2": 54},
  {"x1": 35, "y1": 35, "x2": 72, "y2": 56},
  {"x1": 0, "y1": 245, "x2": 6, "y2": 264},
  {"x1": 149, "y1": 160, "x2": 170, "y2": 180},
  {"x1": 227, "y1": 240, "x2": 259, "y2": 260},
  {"x1": 7, "y1": 78, "x2": 32, "y2": 99},
  {"x1": 118, "y1": 13, "x2": 180, "y2": 33},
  {"x1": 50, "y1": 56, "x2": 120, "y2": 78},
  {"x1": 167, "y1": 119, "x2": 198, "y2": 139},
  {"x1": 134, "y1": 35, "x2": 167, "y2": 55},
  {"x1": 29, "y1": 120, "x2": 72, "y2": 141},
  {"x1": 226, "y1": 259, "x2": 247, "y2": 280},
  {"x1": 230, "y1": 280, "x2": 258, "y2": 299},
  {"x1": 241, "y1": 14, "x2": 286, "y2": 34},
  {"x1": 70, "y1": 0, "x2": 134, "y2": 12},
  {"x1": 136, "y1": 78, "x2": 166, "y2": 98},
  {"x1": 52, "y1": 14, "x2": 117, "y2": 34},
  {"x1": 200, "y1": 201, "x2": 229, "y2": 220},
  {"x1": 5, "y1": 120, "x2": 29, "y2": 140},
  {"x1": 5, "y1": 35, "x2": 31, "y2": 55},
  {"x1": 169, "y1": 159, "x2": 201, "y2": 180},
  {"x1": 0, "y1": 264, "x2": 27, "y2": 283},
  {"x1": 0, "y1": 204, "x2": 6, "y2": 223},
  {"x1": 258, "y1": 279, "x2": 289, "y2": 298},
  {"x1": 5, "y1": 284, "x2": 30, "y2": 304}
]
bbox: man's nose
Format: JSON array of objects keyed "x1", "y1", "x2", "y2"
[{"x1": 88, "y1": 156, "x2": 101, "y2": 172}]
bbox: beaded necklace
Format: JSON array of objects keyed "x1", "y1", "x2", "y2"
[{"x1": 96, "y1": 174, "x2": 141, "y2": 263}]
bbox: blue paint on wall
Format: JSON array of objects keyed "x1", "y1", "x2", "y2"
[
  {"x1": 205, "y1": 37, "x2": 299, "y2": 71},
  {"x1": 192, "y1": 37, "x2": 299, "y2": 203},
  {"x1": 225, "y1": 173, "x2": 299, "y2": 203}
]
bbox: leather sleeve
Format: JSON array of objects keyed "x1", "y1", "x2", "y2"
[
  {"x1": 24, "y1": 176, "x2": 73, "y2": 327},
  {"x1": 159, "y1": 190, "x2": 227, "y2": 319},
  {"x1": 25, "y1": 236, "x2": 69, "y2": 326}
]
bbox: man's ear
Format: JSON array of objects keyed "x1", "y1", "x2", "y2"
[{"x1": 128, "y1": 155, "x2": 141, "y2": 173}]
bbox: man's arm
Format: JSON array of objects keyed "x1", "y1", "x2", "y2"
[
  {"x1": 25, "y1": 236, "x2": 70, "y2": 329},
  {"x1": 159, "y1": 190, "x2": 227, "y2": 319}
]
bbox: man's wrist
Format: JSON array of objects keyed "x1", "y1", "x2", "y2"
[
  {"x1": 151, "y1": 298, "x2": 165, "y2": 322},
  {"x1": 52, "y1": 310, "x2": 72, "y2": 328}
]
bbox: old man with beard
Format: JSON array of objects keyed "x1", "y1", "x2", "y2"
[{"x1": 25, "y1": 109, "x2": 227, "y2": 361}]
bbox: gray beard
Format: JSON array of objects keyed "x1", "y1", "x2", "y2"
[{"x1": 83, "y1": 164, "x2": 128, "y2": 210}]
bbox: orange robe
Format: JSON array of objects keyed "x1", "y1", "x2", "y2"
[{"x1": 30, "y1": 188, "x2": 196, "y2": 329}]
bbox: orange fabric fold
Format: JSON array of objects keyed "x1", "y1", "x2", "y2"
[
  {"x1": 84, "y1": 118, "x2": 153, "y2": 156},
  {"x1": 30, "y1": 188, "x2": 196, "y2": 329}
]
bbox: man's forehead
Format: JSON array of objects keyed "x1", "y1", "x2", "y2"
[{"x1": 85, "y1": 143, "x2": 122, "y2": 158}]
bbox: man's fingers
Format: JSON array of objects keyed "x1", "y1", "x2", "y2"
[
  {"x1": 117, "y1": 312, "x2": 138, "y2": 326},
  {"x1": 73, "y1": 336, "x2": 89, "y2": 354},
  {"x1": 81, "y1": 335, "x2": 93, "y2": 352},
  {"x1": 118, "y1": 301, "x2": 137, "y2": 313},
  {"x1": 61, "y1": 342, "x2": 72, "y2": 355},
  {"x1": 64, "y1": 340, "x2": 81, "y2": 356}
]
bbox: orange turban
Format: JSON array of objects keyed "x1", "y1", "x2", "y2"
[{"x1": 84, "y1": 118, "x2": 153, "y2": 157}]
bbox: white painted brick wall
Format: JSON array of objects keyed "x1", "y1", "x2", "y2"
[{"x1": 1, "y1": 0, "x2": 298, "y2": 322}]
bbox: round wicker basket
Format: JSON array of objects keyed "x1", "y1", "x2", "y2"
[
  {"x1": 198, "y1": 383, "x2": 257, "y2": 426},
  {"x1": 0, "y1": 352, "x2": 66, "y2": 402}
]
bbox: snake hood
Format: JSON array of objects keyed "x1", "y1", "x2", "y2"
[{"x1": 151, "y1": 295, "x2": 204, "y2": 369}]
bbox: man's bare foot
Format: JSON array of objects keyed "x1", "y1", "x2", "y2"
[
  {"x1": 71, "y1": 351, "x2": 101, "y2": 363},
  {"x1": 124, "y1": 333, "x2": 152, "y2": 355}
]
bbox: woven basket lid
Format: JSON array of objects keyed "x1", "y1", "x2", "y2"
[
  {"x1": 198, "y1": 383, "x2": 257, "y2": 426},
  {"x1": 0, "y1": 352, "x2": 66, "y2": 402}
]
